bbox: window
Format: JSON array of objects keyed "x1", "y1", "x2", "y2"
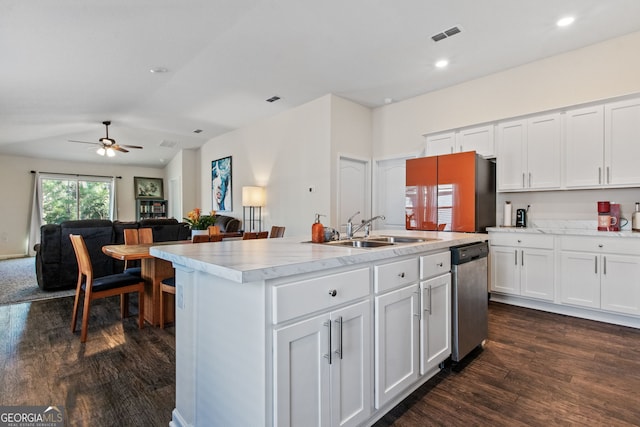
[{"x1": 39, "y1": 175, "x2": 115, "y2": 224}]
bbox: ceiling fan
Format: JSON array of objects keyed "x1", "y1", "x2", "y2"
[{"x1": 69, "y1": 121, "x2": 143, "y2": 157}]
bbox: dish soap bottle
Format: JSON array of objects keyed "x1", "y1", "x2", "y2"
[
  {"x1": 633, "y1": 202, "x2": 640, "y2": 232},
  {"x1": 312, "y1": 213, "x2": 325, "y2": 243}
]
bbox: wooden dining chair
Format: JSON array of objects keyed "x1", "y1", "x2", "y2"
[
  {"x1": 270, "y1": 226, "x2": 285, "y2": 238},
  {"x1": 69, "y1": 234, "x2": 145, "y2": 343},
  {"x1": 138, "y1": 227, "x2": 153, "y2": 244},
  {"x1": 123, "y1": 229, "x2": 141, "y2": 275},
  {"x1": 208, "y1": 225, "x2": 221, "y2": 236},
  {"x1": 159, "y1": 277, "x2": 175, "y2": 329}
]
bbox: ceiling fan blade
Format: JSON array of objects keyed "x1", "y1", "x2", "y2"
[
  {"x1": 121, "y1": 144, "x2": 143, "y2": 149},
  {"x1": 69, "y1": 139, "x2": 100, "y2": 146},
  {"x1": 113, "y1": 145, "x2": 129, "y2": 153}
]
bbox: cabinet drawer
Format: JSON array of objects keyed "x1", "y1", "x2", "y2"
[
  {"x1": 489, "y1": 233, "x2": 554, "y2": 249},
  {"x1": 374, "y1": 257, "x2": 419, "y2": 293},
  {"x1": 559, "y1": 236, "x2": 640, "y2": 255},
  {"x1": 273, "y1": 267, "x2": 370, "y2": 323},
  {"x1": 420, "y1": 251, "x2": 451, "y2": 280}
]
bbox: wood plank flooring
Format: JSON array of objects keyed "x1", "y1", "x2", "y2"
[{"x1": 1, "y1": 297, "x2": 640, "y2": 426}]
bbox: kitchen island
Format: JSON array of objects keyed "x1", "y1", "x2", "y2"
[{"x1": 151, "y1": 230, "x2": 487, "y2": 427}]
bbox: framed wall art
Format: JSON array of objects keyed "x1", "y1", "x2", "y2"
[
  {"x1": 211, "y1": 156, "x2": 232, "y2": 211},
  {"x1": 134, "y1": 176, "x2": 164, "y2": 199}
]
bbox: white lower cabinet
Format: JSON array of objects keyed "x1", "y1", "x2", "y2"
[
  {"x1": 489, "y1": 234, "x2": 554, "y2": 301},
  {"x1": 273, "y1": 299, "x2": 371, "y2": 427},
  {"x1": 374, "y1": 283, "x2": 420, "y2": 409},
  {"x1": 420, "y1": 274, "x2": 451, "y2": 375},
  {"x1": 560, "y1": 236, "x2": 640, "y2": 315}
]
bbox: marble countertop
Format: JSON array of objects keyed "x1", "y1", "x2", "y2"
[
  {"x1": 488, "y1": 219, "x2": 640, "y2": 238},
  {"x1": 150, "y1": 230, "x2": 487, "y2": 283}
]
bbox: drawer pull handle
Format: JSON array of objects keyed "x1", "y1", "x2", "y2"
[
  {"x1": 398, "y1": 272, "x2": 405, "y2": 278},
  {"x1": 328, "y1": 289, "x2": 337, "y2": 297}
]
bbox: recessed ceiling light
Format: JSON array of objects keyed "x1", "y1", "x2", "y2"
[
  {"x1": 149, "y1": 67, "x2": 169, "y2": 73},
  {"x1": 435, "y1": 59, "x2": 449, "y2": 69},
  {"x1": 384, "y1": 98, "x2": 393, "y2": 104},
  {"x1": 556, "y1": 16, "x2": 575, "y2": 27}
]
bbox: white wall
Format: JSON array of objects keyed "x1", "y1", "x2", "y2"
[
  {"x1": 166, "y1": 149, "x2": 200, "y2": 221},
  {"x1": 199, "y1": 95, "x2": 333, "y2": 237},
  {"x1": 372, "y1": 30, "x2": 640, "y2": 225},
  {"x1": 0, "y1": 154, "x2": 166, "y2": 257}
]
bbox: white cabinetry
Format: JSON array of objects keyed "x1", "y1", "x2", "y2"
[
  {"x1": 273, "y1": 268, "x2": 371, "y2": 427},
  {"x1": 604, "y1": 98, "x2": 640, "y2": 186},
  {"x1": 564, "y1": 105, "x2": 605, "y2": 188},
  {"x1": 426, "y1": 125, "x2": 495, "y2": 158},
  {"x1": 497, "y1": 113, "x2": 561, "y2": 191},
  {"x1": 419, "y1": 251, "x2": 451, "y2": 376},
  {"x1": 559, "y1": 236, "x2": 640, "y2": 315},
  {"x1": 489, "y1": 233, "x2": 554, "y2": 301},
  {"x1": 373, "y1": 257, "x2": 420, "y2": 409}
]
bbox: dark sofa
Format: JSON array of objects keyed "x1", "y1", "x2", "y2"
[{"x1": 35, "y1": 218, "x2": 190, "y2": 291}]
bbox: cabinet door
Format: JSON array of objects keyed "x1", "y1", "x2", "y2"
[
  {"x1": 520, "y1": 248, "x2": 554, "y2": 301},
  {"x1": 564, "y1": 105, "x2": 605, "y2": 188},
  {"x1": 374, "y1": 284, "x2": 420, "y2": 409},
  {"x1": 425, "y1": 132, "x2": 455, "y2": 156},
  {"x1": 604, "y1": 98, "x2": 640, "y2": 186},
  {"x1": 490, "y1": 246, "x2": 520, "y2": 295},
  {"x1": 330, "y1": 301, "x2": 372, "y2": 427},
  {"x1": 420, "y1": 274, "x2": 451, "y2": 376},
  {"x1": 274, "y1": 314, "x2": 331, "y2": 427},
  {"x1": 601, "y1": 254, "x2": 640, "y2": 315},
  {"x1": 496, "y1": 119, "x2": 526, "y2": 191},
  {"x1": 527, "y1": 113, "x2": 561, "y2": 190},
  {"x1": 560, "y1": 252, "x2": 601, "y2": 309},
  {"x1": 456, "y1": 125, "x2": 495, "y2": 158}
]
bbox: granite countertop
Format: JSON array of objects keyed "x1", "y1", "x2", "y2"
[
  {"x1": 487, "y1": 219, "x2": 640, "y2": 238},
  {"x1": 150, "y1": 229, "x2": 487, "y2": 283}
]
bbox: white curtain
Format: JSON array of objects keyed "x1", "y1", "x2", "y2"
[
  {"x1": 28, "y1": 171, "x2": 43, "y2": 256},
  {"x1": 110, "y1": 176, "x2": 118, "y2": 220}
]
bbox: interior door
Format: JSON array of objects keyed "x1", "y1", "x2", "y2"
[
  {"x1": 376, "y1": 157, "x2": 411, "y2": 230},
  {"x1": 339, "y1": 156, "x2": 369, "y2": 232}
]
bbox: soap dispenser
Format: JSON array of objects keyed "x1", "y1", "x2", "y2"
[
  {"x1": 633, "y1": 202, "x2": 640, "y2": 232},
  {"x1": 312, "y1": 214, "x2": 325, "y2": 243}
]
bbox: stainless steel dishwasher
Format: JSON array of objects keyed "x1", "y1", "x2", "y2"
[{"x1": 451, "y1": 241, "x2": 489, "y2": 362}]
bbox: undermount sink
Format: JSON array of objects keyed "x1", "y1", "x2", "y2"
[
  {"x1": 367, "y1": 235, "x2": 437, "y2": 244},
  {"x1": 326, "y1": 239, "x2": 395, "y2": 248}
]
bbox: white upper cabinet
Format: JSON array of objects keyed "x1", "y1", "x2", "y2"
[
  {"x1": 605, "y1": 98, "x2": 640, "y2": 186},
  {"x1": 455, "y1": 124, "x2": 495, "y2": 158},
  {"x1": 564, "y1": 105, "x2": 605, "y2": 188},
  {"x1": 425, "y1": 125, "x2": 495, "y2": 158},
  {"x1": 497, "y1": 114, "x2": 561, "y2": 191},
  {"x1": 425, "y1": 132, "x2": 456, "y2": 156}
]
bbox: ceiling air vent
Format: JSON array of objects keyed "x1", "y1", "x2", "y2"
[
  {"x1": 266, "y1": 96, "x2": 281, "y2": 103},
  {"x1": 193, "y1": 129, "x2": 203, "y2": 134},
  {"x1": 431, "y1": 26, "x2": 462, "y2": 42}
]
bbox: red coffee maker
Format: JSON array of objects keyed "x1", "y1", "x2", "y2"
[{"x1": 598, "y1": 201, "x2": 610, "y2": 231}]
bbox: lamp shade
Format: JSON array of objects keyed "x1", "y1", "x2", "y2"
[{"x1": 242, "y1": 186, "x2": 265, "y2": 207}]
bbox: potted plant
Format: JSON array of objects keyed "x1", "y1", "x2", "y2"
[{"x1": 184, "y1": 208, "x2": 217, "y2": 236}]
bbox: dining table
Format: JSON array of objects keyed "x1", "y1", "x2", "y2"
[{"x1": 102, "y1": 241, "x2": 189, "y2": 326}]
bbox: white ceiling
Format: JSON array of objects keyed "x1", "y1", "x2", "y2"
[{"x1": 2, "y1": 0, "x2": 640, "y2": 167}]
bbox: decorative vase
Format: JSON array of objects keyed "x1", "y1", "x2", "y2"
[{"x1": 191, "y1": 229, "x2": 208, "y2": 239}]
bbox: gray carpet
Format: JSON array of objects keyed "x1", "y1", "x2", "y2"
[{"x1": 0, "y1": 257, "x2": 75, "y2": 305}]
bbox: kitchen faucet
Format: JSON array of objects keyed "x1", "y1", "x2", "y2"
[
  {"x1": 345, "y1": 211, "x2": 360, "y2": 239},
  {"x1": 350, "y1": 215, "x2": 386, "y2": 238}
]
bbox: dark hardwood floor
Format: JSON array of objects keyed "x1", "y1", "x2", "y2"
[{"x1": 1, "y1": 297, "x2": 640, "y2": 426}]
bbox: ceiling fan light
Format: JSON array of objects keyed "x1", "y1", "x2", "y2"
[
  {"x1": 106, "y1": 147, "x2": 116, "y2": 157},
  {"x1": 97, "y1": 147, "x2": 106, "y2": 156}
]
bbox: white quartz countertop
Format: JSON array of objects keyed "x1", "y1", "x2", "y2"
[
  {"x1": 150, "y1": 230, "x2": 487, "y2": 283},
  {"x1": 487, "y1": 226, "x2": 640, "y2": 238}
]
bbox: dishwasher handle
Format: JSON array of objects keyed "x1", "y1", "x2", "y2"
[{"x1": 451, "y1": 242, "x2": 489, "y2": 265}]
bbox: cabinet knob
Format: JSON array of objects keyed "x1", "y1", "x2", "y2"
[
  {"x1": 398, "y1": 272, "x2": 405, "y2": 278},
  {"x1": 437, "y1": 262, "x2": 443, "y2": 267},
  {"x1": 328, "y1": 289, "x2": 337, "y2": 297},
  {"x1": 517, "y1": 239, "x2": 522, "y2": 243},
  {"x1": 598, "y1": 244, "x2": 603, "y2": 248}
]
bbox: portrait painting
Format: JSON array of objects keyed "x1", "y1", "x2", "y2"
[{"x1": 211, "y1": 156, "x2": 232, "y2": 211}]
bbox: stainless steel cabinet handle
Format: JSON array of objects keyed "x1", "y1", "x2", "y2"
[
  {"x1": 514, "y1": 250, "x2": 518, "y2": 265},
  {"x1": 603, "y1": 256, "x2": 607, "y2": 275},
  {"x1": 428, "y1": 286, "x2": 433, "y2": 315},
  {"x1": 522, "y1": 173, "x2": 525, "y2": 188},
  {"x1": 334, "y1": 316, "x2": 343, "y2": 359},
  {"x1": 328, "y1": 289, "x2": 337, "y2": 297},
  {"x1": 595, "y1": 256, "x2": 598, "y2": 274},
  {"x1": 598, "y1": 167, "x2": 602, "y2": 184},
  {"x1": 323, "y1": 320, "x2": 332, "y2": 365},
  {"x1": 607, "y1": 167, "x2": 610, "y2": 184},
  {"x1": 529, "y1": 173, "x2": 532, "y2": 187},
  {"x1": 521, "y1": 250, "x2": 524, "y2": 266},
  {"x1": 460, "y1": 145, "x2": 463, "y2": 152}
]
